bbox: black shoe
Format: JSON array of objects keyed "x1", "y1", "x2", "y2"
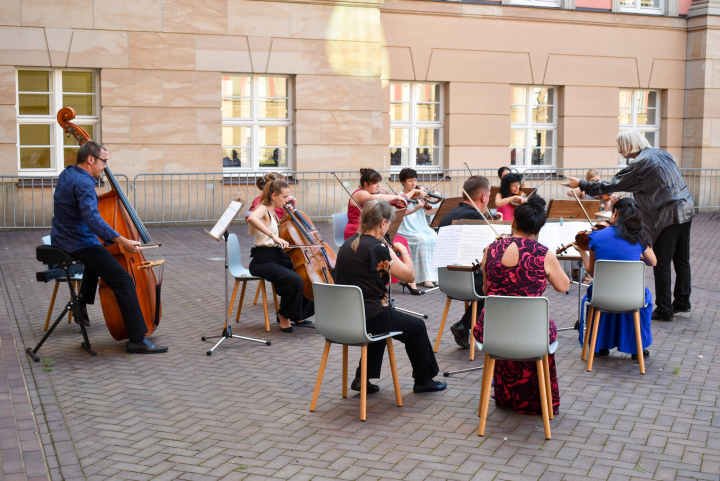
[
  {"x1": 574, "y1": 320, "x2": 580, "y2": 331},
  {"x1": 450, "y1": 322, "x2": 470, "y2": 349},
  {"x1": 631, "y1": 349, "x2": 650, "y2": 360},
  {"x1": 597, "y1": 349, "x2": 610, "y2": 356},
  {"x1": 126, "y1": 339, "x2": 168, "y2": 354},
  {"x1": 651, "y1": 310, "x2": 673, "y2": 322},
  {"x1": 672, "y1": 305, "x2": 691, "y2": 314},
  {"x1": 399, "y1": 282, "x2": 424, "y2": 295},
  {"x1": 276, "y1": 314, "x2": 294, "y2": 332},
  {"x1": 350, "y1": 378, "x2": 380, "y2": 394},
  {"x1": 413, "y1": 379, "x2": 447, "y2": 393}
]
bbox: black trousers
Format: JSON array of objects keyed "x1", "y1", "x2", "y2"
[
  {"x1": 653, "y1": 220, "x2": 692, "y2": 316},
  {"x1": 71, "y1": 245, "x2": 148, "y2": 343},
  {"x1": 355, "y1": 308, "x2": 439, "y2": 384},
  {"x1": 249, "y1": 247, "x2": 314, "y2": 320},
  {"x1": 457, "y1": 272, "x2": 485, "y2": 330}
]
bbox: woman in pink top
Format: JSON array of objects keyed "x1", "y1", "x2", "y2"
[{"x1": 495, "y1": 173, "x2": 526, "y2": 222}]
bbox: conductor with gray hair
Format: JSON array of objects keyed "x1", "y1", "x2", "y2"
[{"x1": 562, "y1": 130, "x2": 693, "y2": 322}]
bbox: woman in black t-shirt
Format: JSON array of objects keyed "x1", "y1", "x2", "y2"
[{"x1": 335, "y1": 200, "x2": 447, "y2": 394}]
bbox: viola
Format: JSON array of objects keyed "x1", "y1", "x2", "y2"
[
  {"x1": 510, "y1": 191, "x2": 527, "y2": 207},
  {"x1": 556, "y1": 221, "x2": 611, "y2": 255},
  {"x1": 57, "y1": 107, "x2": 164, "y2": 341}
]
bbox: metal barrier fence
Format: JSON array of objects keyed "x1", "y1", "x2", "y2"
[{"x1": 1, "y1": 168, "x2": 718, "y2": 229}]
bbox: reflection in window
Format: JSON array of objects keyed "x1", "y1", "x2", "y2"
[
  {"x1": 390, "y1": 82, "x2": 443, "y2": 169},
  {"x1": 619, "y1": 0, "x2": 663, "y2": 12},
  {"x1": 510, "y1": 85, "x2": 557, "y2": 168},
  {"x1": 618, "y1": 89, "x2": 660, "y2": 164}
]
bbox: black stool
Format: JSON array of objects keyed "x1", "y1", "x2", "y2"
[{"x1": 30, "y1": 245, "x2": 96, "y2": 361}]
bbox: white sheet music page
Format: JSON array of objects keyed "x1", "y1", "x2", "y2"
[
  {"x1": 456, "y1": 225, "x2": 511, "y2": 266},
  {"x1": 537, "y1": 223, "x2": 559, "y2": 251},
  {"x1": 431, "y1": 225, "x2": 463, "y2": 268},
  {"x1": 208, "y1": 200, "x2": 244, "y2": 240},
  {"x1": 555, "y1": 222, "x2": 589, "y2": 257}
]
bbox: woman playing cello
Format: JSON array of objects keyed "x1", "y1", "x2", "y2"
[{"x1": 247, "y1": 179, "x2": 314, "y2": 333}]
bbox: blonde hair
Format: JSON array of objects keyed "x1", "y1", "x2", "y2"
[
  {"x1": 350, "y1": 200, "x2": 396, "y2": 252},
  {"x1": 256, "y1": 172, "x2": 285, "y2": 191},
  {"x1": 616, "y1": 130, "x2": 651, "y2": 158},
  {"x1": 585, "y1": 169, "x2": 600, "y2": 181},
  {"x1": 259, "y1": 179, "x2": 289, "y2": 206}
]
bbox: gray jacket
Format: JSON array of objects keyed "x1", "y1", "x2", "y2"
[{"x1": 579, "y1": 148, "x2": 694, "y2": 244}]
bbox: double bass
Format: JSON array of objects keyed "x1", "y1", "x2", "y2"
[{"x1": 57, "y1": 107, "x2": 164, "y2": 341}]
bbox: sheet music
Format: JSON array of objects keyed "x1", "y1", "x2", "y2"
[
  {"x1": 537, "y1": 223, "x2": 558, "y2": 251},
  {"x1": 555, "y1": 222, "x2": 589, "y2": 258},
  {"x1": 207, "y1": 200, "x2": 244, "y2": 240},
  {"x1": 456, "y1": 225, "x2": 511, "y2": 266},
  {"x1": 431, "y1": 225, "x2": 463, "y2": 268}
]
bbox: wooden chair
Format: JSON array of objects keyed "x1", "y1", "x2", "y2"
[
  {"x1": 309, "y1": 283, "x2": 403, "y2": 421},
  {"x1": 476, "y1": 295, "x2": 555, "y2": 440}
]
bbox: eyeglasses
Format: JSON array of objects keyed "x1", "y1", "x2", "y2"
[{"x1": 91, "y1": 155, "x2": 109, "y2": 165}]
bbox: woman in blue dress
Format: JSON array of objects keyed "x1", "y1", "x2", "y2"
[
  {"x1": 397, "y1": 168, "x2": 438, "y2": 288},
  {"x1": 577, "y1": 198, "x2": 657, "y2": 359}
]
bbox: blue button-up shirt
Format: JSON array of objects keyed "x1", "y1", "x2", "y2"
[{"x1": 51, "y1": 165, "x2": 120, "y2": 253}]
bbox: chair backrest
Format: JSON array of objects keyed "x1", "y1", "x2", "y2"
[
  {"x1": 312, "y1": 283, "x2": 372, "y2": 345},
  {"x1": 590, "y1": 260, "x2": 646, "y2": 312},
  {"x1": 332, "y1": 213, "x2": 348, "y2": 248},
  {"x1": 226, "y1": 233, "x2": 252, "y2": 278},
  {"x1": 483, "y1": 295, "x2": 550, "y2": 361},
  {"x1": 438, "y1": 267, "x2": 483, "y2": 301}
]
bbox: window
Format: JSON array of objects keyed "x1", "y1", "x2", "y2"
[
  {"x1": 510, "y1": 0, "x2": 561, "y2": 7},
  {"x1": 17, "y1": 69, "x2": 99, "y2": 175},
  {"x1": 619, "y1": 89, "x2": 660, "y2": 164},
  {"x1": 221, "y1": 75, "x2": 291, "y2": 171},
  {"x1": 510, "y1": 86, "x2": 557, "y2": 169},
  {"x1": 390, "y1": 82, "x2": 443, "y2": 169},
  {"x1": 618, "y1": 0, "x2": 664, "y2": 14}
]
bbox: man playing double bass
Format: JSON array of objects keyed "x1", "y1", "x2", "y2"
[{"x1": 51, "y1": 141, "x2": 169, "y2": 354}]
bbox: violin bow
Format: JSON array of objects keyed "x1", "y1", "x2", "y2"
[
  {"x1": 569, "y1": 188, "x2": 595, "y2": 227},
  {"x1": 526, "y1": 173, "x2": 553, "y2": 199},
  {"x1": 426, "y1": 173, "x2": 450, "y2": 194},
  {"x1": 332, "y1": 172, "x2": 364, "y2": 212}
]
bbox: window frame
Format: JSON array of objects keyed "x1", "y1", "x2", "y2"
[
  {"x1": 221, "y1": 74, "x2": 293, "y2": 173},
  {"x1": 389, "y1": 81, "x2": 444, "y2": 171},
  {"x1": 510, "y1": 0, "x2": 561, "y2": 7},
  {"x1": 509, "y1": 85, "x2": 558, "y2": 171},
  {"x1": 16, "y1": 68, "x2": 100, "y2": 176},
  {"x1": 618, "y1": 0, "x2": 664, "y2": 15},
  {"x1": 618, "y1": 88, "x2": 661, "y2": 166}
]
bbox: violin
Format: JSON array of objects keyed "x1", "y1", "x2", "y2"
[
  {"x1": 556, "y1": 221, "x2": 611, "y2": 255},
  {"x1": 510, "y1": 191, "x2": 527, "y2": 207},
  {"x1": 57, "y1": 107, "x2": 164, "y2": 341}
]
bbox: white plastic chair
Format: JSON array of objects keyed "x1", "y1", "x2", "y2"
[
  {"x1": 227, "y1": 233, "x2": 276, "y2": 332},
  {"x1": 476, "y1": 295, "x2": 555, "y2": 440},
  {"x1": 332, "y1": 213, "x2": 349, "y2": 248},
  {"x1": 309, "y1": 283, "x2": 403, "y2": 421},
  {"x1": 434, "y1": 267, "x2": 485, "y2": 360},
  {"x1": 581, "y1": 260, "x2": 647, "y2": 374},
  {"x1": 42, "y1": 235, "x2": 84, "y2": 329}
]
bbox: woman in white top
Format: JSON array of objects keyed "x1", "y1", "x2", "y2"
[{"x1": 247, "y1": 179, "x2": 313, "y2": 333}]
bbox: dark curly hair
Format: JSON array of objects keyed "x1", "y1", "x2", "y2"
[
  {"x1": 513, "y1": 196, "x2": 547, "y2": 235},
  {"x1": 359, "y1": 168, "x2": 382, "y2": 188},
  {"x1": 499, "y1": 173, "x2": 522, "y2": 199},
  {"x1": 399, "y1": 168, "x2": 418, "y2": 184},
  {"x1": 612, "y1": 198, "x2": 649, "y2": 248}
]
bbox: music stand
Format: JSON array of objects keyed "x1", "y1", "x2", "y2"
[
  {"x1": 202, "y1": 201, "x2": 270, "y2": 355},
  {"x1": 429, "y1": 197, "x2": 464, "y2": 229},
  {"x1": 546, "y1": 199, "x2": 601, "y2": 219}
]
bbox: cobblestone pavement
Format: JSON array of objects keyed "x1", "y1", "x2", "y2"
[{"x1": 0, "y1": 215, "x2": 718, "y2": 481}]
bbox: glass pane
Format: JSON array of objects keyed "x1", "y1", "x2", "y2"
[
  {"x1": 259, "y1": 147, "x2": 287, "y2": 168},
  {"x1": 18, "y1": 70, "x2": 50, "y2": 93},
  {"x1": 64, "y1": 147, "x2": 79, "y2": 167},
  {"x1": 510, "y1": 129, "x2": 526, "y2": 147},
  {"x1": 416, "y1": 128, "x2": 440, "y2": 147},
  {"x1": 620, "y1": 0, "x2": 634, "y2": 5},
  {"x1": 390, "y1": 83, "x2": 410, "y2": 102},
  {"x1": 62, "y1": 72, "x2": 94, "y2": 93},
  {"x1": 63, "y1": 94, "x2": 94, "y2": 116},
  {"x1": 531, "y1": 148, "x2": 552, "y2": 166},
  {"x1": 222, "y1": 147, "x2": 249, "y2": 168},
  {"x1": 221, "y1": 99, "x2": 251, "y2": 119},
  {"x1": 63, "y1": 125, "x2": 94, "y2": 145},
  {"x1": 510, "y1": 148, "x2": 524, "y2": 166},
  {"x1": 415, "y1": 147, "x2": 438, "y2": 167},
  {"x1": 532, "y1": 88, "x2": 554, "y2": 124},
  {"x1": 20, "y1": 147, "x2": 52, "y2": 169},
  {"x1": 511, "y1": 106, "x2": 526, "y2": 123},
  {"x1": 221, "y1": 76, "x2": 251, "y2": 97},
  {"x1": 533, "y1": 87, "x2": 553, "y2": 106},
  {"x1": 636, "y1": 90, "x2": 657, "y2": 109},
  {"x1": 640, "y1": 0, "x2": 659, "y2": 7},
  {"x1": 259, "y1": 126, "x2": 288, "y2": 147},
  {"x1": 19, "y1": 93, "x2": 51, "y2": 115},
  {"x1": 259, "y1": 77, "x2": 287, "y2": 97},
  {"x1": 258, "y1": 99, "x2": 288, "y2": 119},
  {"x1": 416, "y1": 103, "x2": 438, "y2": 122},
  {"x1": 19, "y1": 124, "x2": 52, "y2": 145},
  {"x1": 533, "y1": 104, "x2": 553, "y2": 124},
  {"x1": 391, "y1": 103, "x2": 409, "y2": 122},
  {"x1": 619, "y1": 90, "x2": 632, "y2": 109},
  {"x1": 530, "y1": 129, "x2": 553, "y2": 148},
  {"x1": 511, "y1": 86, "x2": 526, "y2": 105},
  {"x1": 390, "y1": 148, "x2": 408, "y2": 166},
  {"x1": 643, "y1": 130, "x2": 656, "y2": 147},
  {"x1": 391, "y1": 128, "x2": 410, "y2": 146},
  {"x1": 416, "y1": 83, "x2": 440, "y2": 103},
  {"x1": 222, "y1": 126, "x2": 251, "y2": 146},
  {"x1": 619, "y1": 108, "x2": 632, "y2": 125},
  {"x1": 636, "y1": 108, "x2": 656, "y2": 125}
]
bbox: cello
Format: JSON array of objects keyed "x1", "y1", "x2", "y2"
[{"x1": 57, "y1": 107, "x2": 164, "y2": 341}]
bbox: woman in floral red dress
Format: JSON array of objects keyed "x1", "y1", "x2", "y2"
[{"x1": 473, "y1": 196, "x2": 570, "y2": 415}]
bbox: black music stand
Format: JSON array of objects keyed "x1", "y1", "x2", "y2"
[
  {"x1": 429, "y1": 197, "x2": 464, "y2": 229},
  {"x1": 29, "y1": 245, "x2": 95, "y2": 361}
]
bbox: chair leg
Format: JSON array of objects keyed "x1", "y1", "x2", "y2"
[
  {"x1": 479, "y1": 354, "x2": 488, "y2": 417},
  {"x1": 386, "y1": 338, "x2": 402, "y2": 407},
  {"x1": 44, "y1": 282, "x2": 60, "y2": 330},
  {"x1": 434, "y1": 297, "x2": 452, "y2": 352},
  {"x1": 478, "y1": 354, "x2": 495, "y2": 436},
  {"x1": 342, "y1": 345, "x2": 348, "y2": 398},
  {"x1": 271, "y1": 283, "x2": 279, "y2": 313},
  {"x1": 587, "y1": 309, "x2": 602, "y2": 372},
  {"x1": 542, "y1": 355, "x2": 553, "y2": 420},
  {"x1": 227, "y1": 280, "x2": 240, "y2": 327},
  {"x1": 235, "y1": 281, "x2": 247, "y2": 323},
  {"x1": 309, "y1": 342, "x2": 331, "y2": 412},
  {"x1": 581, "y1": 305, "x2": 594, "y2": 361},
  {"x1": 360, "y1": 345, "x2": 368, "y2": 421},
  {"x1": 633, "y1": 311, "x2": 645, "y2": 375},
  {"x1": 259, "y1": 281, "x2": 270, "y2": 332},
  {"x1": 469, "y1": 302, "x2": 478, "y2": 361},
  {"x1": 536, "y1": 359, "x2": 552, "y2": 439},
  {"x1": 253, "y1": 283, "x2": 261, "y2": 305}
]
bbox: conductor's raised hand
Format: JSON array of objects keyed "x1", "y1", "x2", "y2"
[{"x1": 562, "y1": 176, "x2": 580, "y2": 189}]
